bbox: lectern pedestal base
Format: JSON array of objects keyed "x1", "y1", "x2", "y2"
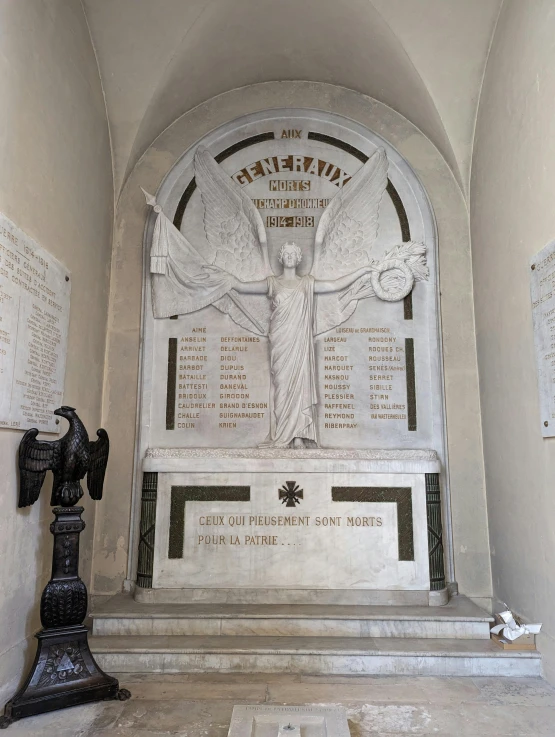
[{"x1": 0, "y1": 624, "x2": 129, "y2": 729}]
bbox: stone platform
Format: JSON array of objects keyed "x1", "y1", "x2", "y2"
[
  {"x1": 92, "y1": 593, "x2": 491, "y2": 639},
  {"x1": 89, "y1": 594, "x2": 542, "y2": 677}
]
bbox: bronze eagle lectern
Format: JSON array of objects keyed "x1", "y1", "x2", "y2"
[
  {"x1": 18, "y1": 405, "x2": 109, "y2": 507},
  {"x1": 0, "y1": 407, "x2": 130, "y2": 730}
]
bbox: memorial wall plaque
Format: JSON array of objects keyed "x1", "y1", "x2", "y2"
[
  {"x1": 141, "y1": 110, "x2": 442, "y2": 451},
  {"x1": 0, "y1": 213, "x2": 70, "y2": 433},
  {"x1": 136, "y1": 110, "x2": 446, "y2": 597},
  {"x1": 531, "y1": 239, "x2": 555, "y2": 437}
]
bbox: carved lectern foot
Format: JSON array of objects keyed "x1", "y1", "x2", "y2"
[
  {"x1": 1, "y1": 505, "x2": 130, "y2": 729},
  {"x1": 0, "y1": 625, "x2": 121, "y2": 728}
]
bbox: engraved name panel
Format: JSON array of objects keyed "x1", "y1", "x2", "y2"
[
  {"x1": 145, "y1": 111, "x2": 441, "y2": 451},
  {"x1": 0, "y1": 213, "x2": 70, "y2": 433}
]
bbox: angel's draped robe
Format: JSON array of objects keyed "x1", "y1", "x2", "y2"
[{"x1": 259, "y1": 275, "x2": 318, "y2": 448}]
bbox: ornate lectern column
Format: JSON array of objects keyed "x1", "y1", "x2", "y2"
[{"x1": 0, "y1": 507, "x2": 130, "y2": 729}]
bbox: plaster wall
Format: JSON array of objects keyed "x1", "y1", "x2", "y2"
[
  {"x1": 82, "y1": 0, "x2": 501, "y2": 198},
  {"x1": 94, "y1": 82, "x2": 492, "y2": 609},
  {"x1": 0, "y1": 1, "x2": 113, "y2": 705},
  {"x1": 471, "y1": 0, "x2": 555, "y2": 682}
]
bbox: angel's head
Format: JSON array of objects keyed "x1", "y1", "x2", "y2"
[{"x1": 278, "y1": 242, "x2": 303, "y2": 269}]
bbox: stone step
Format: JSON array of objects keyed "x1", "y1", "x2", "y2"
[
  {"x1": 89, "y1": 634, "x2": 541, "y2": 677},
  {"x1": 90, "y1": 593, "x2": 493, "y2": 639}
]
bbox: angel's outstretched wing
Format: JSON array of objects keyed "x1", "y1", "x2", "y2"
[
  {"x1": 195, "y1": 148, "x2": 271, "y2": 280},
  {"x1": 87, "y1": 428, "x2": 109, "y2": 501},
  {"x1": 18, "y1": 429, "x2": 61, "y2": 507},
  {"x1": 194, "y1": 148, "x2": 273, "y2": 334},
  {"x1": 311, "y1": 148, "x2": 388, "y2": 280},
  {"x1": 311, "y1": 148, "x2": 388, "y2": 334}
]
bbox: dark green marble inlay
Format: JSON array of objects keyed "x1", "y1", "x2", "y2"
[
  {"x1": 405, "y1": 337, "x2": 417, "y2": 432},
  {"x1": 136, "y1": 472, "x2": 158, "y2": 588},
  {"x1": 425, "y1": 473, "x2": 446, "y2": 591},
  {"x1": 332, "y1": 486, "x2": 414, "y2": 561},
  {"x1": 168, "y1": 486, "x2": 251, "y2": 559},
  {"x1": 166, "y1": 338, "x2": 177, "y2": 430}
]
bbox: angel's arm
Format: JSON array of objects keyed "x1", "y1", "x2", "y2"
[
  {"x1": 314, "y1": 266, "x2": 371, "y2": 294},
  {"x1": 231, "y1": 277, "x2": 269, "y2": 295}
]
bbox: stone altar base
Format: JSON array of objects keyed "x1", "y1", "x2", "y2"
[
  {"x1": 227, "y1": 705, "x2": 350, "y2": 736},
  {"x1": 91, "y1": 448, "x2": 539, "y2": 678},
  {"x1": 137, "y1": 449, "x2": 447, "y2": 605}
]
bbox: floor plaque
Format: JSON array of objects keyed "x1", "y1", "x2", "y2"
[{"x1": 227, "y1": 705, "x2": 350, "y2": 736}]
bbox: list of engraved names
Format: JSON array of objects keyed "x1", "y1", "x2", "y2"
[
  {"x1": 171, "y1": 322, "x2": 410, "y2": 442},
  {"x1": 0, "y1": 213, "x2": 70, "y2": 432}
]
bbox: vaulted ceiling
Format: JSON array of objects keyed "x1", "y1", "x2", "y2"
[{"x1": 82, "y1": 0, "x2": 501, "y2": 199}]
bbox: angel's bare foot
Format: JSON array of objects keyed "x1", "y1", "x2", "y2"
[{"x1": 292, "y1": 437, "x2": 305, "y2": 449}]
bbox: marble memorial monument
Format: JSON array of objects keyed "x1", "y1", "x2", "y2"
[{"x1": 133, "y1": 110, "x2": 448, "y2": 605}]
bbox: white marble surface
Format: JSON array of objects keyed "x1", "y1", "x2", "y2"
[
  {"x1": 143, "y1": 447, "x2": 441, "y2": 474},
  {"x1": 153, "y1": 470, "x2": 429, "y2": 592},
  {"x1": 134, "y1": 586, "x2": 433, "y2": 606},
  {"x1": 141, "y1": 109, "x2": 443, "y2": 453},
  {"x1": 0, "y1": 211, "x2": 71, "y2": 433},
  {"x1": 530, "y1": 239, "x2": 555, "y2": 437},
  {"x1": 228, "y1": 705, "x2": 349, "y2": 737},
  {"x1": 91, "y1": 593, "x2": 492, "y2": 639},
  {"x1": 90, "y1": 634, "x2": 542, "y2": 677},
  {"x1": 147, "y1": 144, "x2": 427, "y2": 451}
]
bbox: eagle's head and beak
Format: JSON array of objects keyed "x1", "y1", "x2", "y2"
[{"x1": 54, "y1": 406, "x2": 77, "y2": 419}]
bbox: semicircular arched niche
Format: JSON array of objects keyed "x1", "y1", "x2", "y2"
[{"x1": 93, "y1": 82, "x2": 490, "y2": 609}]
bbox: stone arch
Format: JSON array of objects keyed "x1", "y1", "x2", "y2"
[{"x1": 93, "y1": 82, "x2": 489, "y2": 607}]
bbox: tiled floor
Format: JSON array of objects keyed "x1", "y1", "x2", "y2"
[{"x1": 4, "y1": 673, "x2": 555, "y2": 736}]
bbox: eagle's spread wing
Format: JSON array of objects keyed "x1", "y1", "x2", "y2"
[
  {"x1": 18, "y1": 429, "x2": 61, "y2": 508},
  {"x1": 87, "y1": 428, "x2": 109, "y2": 501}
]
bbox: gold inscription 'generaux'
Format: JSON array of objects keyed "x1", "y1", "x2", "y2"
[{"x1": 232, "y1": 155, "x2": 352, "y2": 187}]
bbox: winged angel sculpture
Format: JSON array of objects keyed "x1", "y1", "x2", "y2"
[{"x1": 144, "y1": 147, "x2": 427, "y2": 449}]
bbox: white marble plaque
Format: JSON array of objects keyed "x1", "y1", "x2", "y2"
[
  {"x1": 228, "y1": 705, "x2": 350, "y2": 737},
  {"x1": 141, "y1": 110, "x2": 443, "y2": 453},
  {"x1": 0, "y1": 213, "x2": 70, "y2": 433},
  {"x1": 152, "y1": 464, "x2": 430, "y2": 592},
  {"x1": 530, "y1": 240, "x2": 555, "y2": 437}
]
